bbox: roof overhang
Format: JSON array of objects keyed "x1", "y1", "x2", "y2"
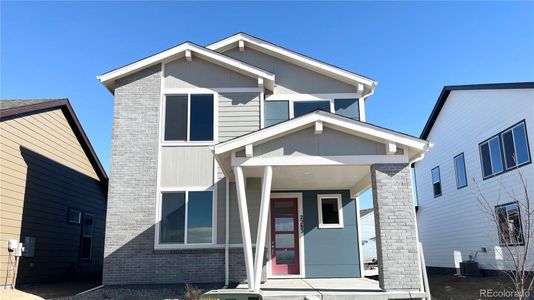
[
  {"x1": 213, "y1": 110, "x2": 430, "y2": 179},
  {"x1": 207, "y1": 33, "x2": 377, "y2": 91},
  {"x1": 98, "y1": 42, "x2": 276, "y2": 93}
]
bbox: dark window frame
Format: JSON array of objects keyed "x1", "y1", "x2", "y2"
[
  {"x1": 431, "y1": 166, "x2": 442, "y2": 198},
  {"x1": 495, "y1": 201, "x2": 525, "y2": 246},
  {"x1": 479, "y1": 120, "x2": 531, "y2": 180},
  {"x1": 80, "y1": 213, "x2": 94, "y2": 260},
  {"x1": 67, "y1": 208, "x2": 81, "y2": 224},
  {"x1": 158, "y1": 190, "x2": 214, "y2": 246},
  {"x1": 453, "y1": 153, "x2": 468, "y2": 189},
  {"x1": 162, "y1": 93, "x2": 215, "y2": 142},
  {"x1": 293, "y1": 100, "x2": 331, "y2": 118}
]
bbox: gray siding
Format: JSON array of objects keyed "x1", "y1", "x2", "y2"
[
  {"x1": 218, "y1": 92, "x2": 260, "y2": 142},
  {"x1": 224, "y1": 48, "x2": 356, "y2": 95},
  {"x1": 160, "y1": 146, "x2": 214, "y2": 188},
  {"x1": 164, "y1": 57, "x2": 257, "y2": 89},
  {"x1": 301, "y1": 190, "x2": 360, "y2": 278},
  {"x1": 254, "y1": 126, "x2": 387, "y2": 157}
]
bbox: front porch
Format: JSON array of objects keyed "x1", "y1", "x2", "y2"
[
  {"x1": 234, "y1": 278, "x2": 427, "y2": 300},
  {"x1": 213, "y1": 111, "x2": 431, "y2": 297}
]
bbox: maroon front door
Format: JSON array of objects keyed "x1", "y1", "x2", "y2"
[{"x1": 270, "y1": 198, "x2": 300, "y2": 275}]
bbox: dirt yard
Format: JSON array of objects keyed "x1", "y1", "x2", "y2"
[{"x1": 428, "y1": 274, "x2": 529, "y2": 300}]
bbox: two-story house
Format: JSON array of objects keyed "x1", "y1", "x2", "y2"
[
  {"x1": 98, "y1": 33, "x2": 430, "y2": 297},
  {"x1": 415, "y1": 83, "x2": 533, "y2": 274}
]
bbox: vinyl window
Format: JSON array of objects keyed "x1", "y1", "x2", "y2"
[
  {"x1": 317, "y1": 194, "x2": 344, "y2": 228},
  {"x1": 159, "y1": 191, "x2": 214, "y2": 245},
  {"x1": 264, "y1": 100, "x2": 289, "y2": 127},
  {"x1": 454, "y1": 153, "x2": 468, "y2": 189},
  {"x1": 67, "y1": 208, "x2": 81, "y2": 224},
  {"x1": 80, "y1": 213, "x2": 94, "y2": 260},
  {"x1": 163, "y1": 94, "x2": 214, "y2": 142},
  {"x1": 495, "y1": 202, "x2": 524, "y2": 246},
  {"x1": 334, "y1": 98, "x2": 359, "y2": 120},
  {"x1": 431, "y1": 166, "x2": 442, "y2": 197}
]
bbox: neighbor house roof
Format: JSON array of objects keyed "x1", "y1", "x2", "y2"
[
  {"x1": 360, "y1": 208, "x2": 374, "y2": 218},
  {"x1": 0, "y1": 99, "x2": 108, "y2": 184},
  {"x1": 207, "y1": 32, "x2": 377, "y2": 88},
  {"x1": 97, "y1": 41, "x2": 276, "y2": 93},
  {"x1": 420, "y1": 82, "x2": 534, "y2": 139}
]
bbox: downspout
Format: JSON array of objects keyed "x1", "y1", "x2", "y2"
[{"x1": 359, "y1": 83, "x2": 376, "y2": 122}]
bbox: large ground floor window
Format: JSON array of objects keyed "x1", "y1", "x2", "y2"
[{"x1": 158, "y1": 190, "x2": 214, "y2": 246}]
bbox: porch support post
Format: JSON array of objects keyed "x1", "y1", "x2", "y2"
[
  {"x1": 371, "y1": 163, "x2": 422, "y2": 291},
  {"x1": 253, "y1": 165, "x2": 273, "y2": 292},
  {"x1": 234, "y1": 166, "x2": 255, "y2": 291}
]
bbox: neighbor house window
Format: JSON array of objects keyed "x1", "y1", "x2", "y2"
[
  {"x1": 334, "y1": 98, "x2": 359, "y2": 120},
  {"x1": 264, "y1": 100, "x2": 289, "y2": 127},
  {"x1": 495, "y1": 202, "x2": 524, "y2": 246},
  {"x1": 317, "y1": 194, "x2": 343, "y2": 228},
  {"x1": 454, "y1": 153, "x2": 468, "y2": 189},
  {"x1": 293, "y1": 101, "x2": 330, "y2": 117},
  {"x1": 80, "y1": 213, "x2": 94, "y2": 260},
  {"x1": 163, "y1": 94, "x2": 214, "y2": 142},
  {"x1": 67, "y1": 208, "x2": 81, "y2": 224},
  {"x1": 431, "y1": 166, "x2": 442, "y2": 197},
  {"x1": 501, "y1": 122, "x2": 531, "y2": 170},
  {"x1": 479, "y1": 120, "x2": 531, "y2": 179},
  {"x1": 159, "y1": 191, "x2": 213, "y2": 245}
]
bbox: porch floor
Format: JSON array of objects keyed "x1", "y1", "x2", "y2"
[{"x1": 232, "y1": 278, "x2": 427, "y2": 300}]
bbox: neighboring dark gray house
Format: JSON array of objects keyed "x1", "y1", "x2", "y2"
[
  {"x1": 98, "y1": 33, "x2": 431, "y2": 298},
  {"x1": 0, "y1": 99, "x2": 108, "y2": 288}
]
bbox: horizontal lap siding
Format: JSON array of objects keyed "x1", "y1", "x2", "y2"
[
  {"x1": 218, "y1": 93, "x2": 260, "y2": 143},
  {"x1": 0, "y1": 108, "x2": 106, "y2": 285},
  {"x1": 415, "y1": 89, "x2": 534, "y2": 271}
]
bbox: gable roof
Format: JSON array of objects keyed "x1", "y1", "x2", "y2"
[
  {"x1": 214, "y1": 110, "x2": 429, "y2": 156},
  {"x1": 98, "y1": 41, "x2": 275, "y2": 93},
  {"x1": 0, "y1": 99, "x2": 108, "y2": 185},
  {"x1": 420, "y1": 82, "x2": 534, "y2": 140},
  {"x1": 207, "y1": 32, "x2": 377, "y2": 89}
]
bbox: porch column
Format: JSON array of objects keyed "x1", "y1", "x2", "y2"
[
  {"x1": 234, "y1": 166, "x2": 255, "y2": 291},
  {"x1": 371, "y1": 163, "x2": 422, "y2": 291},
  {"x1": 253, "y1": 166, "x2": 273, "y2": 292}
]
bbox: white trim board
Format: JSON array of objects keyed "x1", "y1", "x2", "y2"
[
  {"x1": 214, "y1": 110, "x2": 429, "y2": 155},
  {"x1": 98, "y1": 41, "x2": 275, "y2": 92},
  {"x1": 207, "y1": 32, "x2": 377, "y2": 88}
]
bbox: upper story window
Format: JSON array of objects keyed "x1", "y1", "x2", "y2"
[
  {"x1": 159, "y1": 190, "x2": 213, "y2": 245},
  {"x1": 495, "y1": 202, "x2": 524, "y2": 246},
  {"x1": 454, "y1": 153, "x2": 468, "y2": 189},
  {"x1": 263, "y1": 98, "x2": 360, "y2": 127},
  {"x1": 294, "y1": 101, "x2": 330, "y2": 117},
  {"x1": 265, "y1": 100, "x2": 289, "y2": 127},
  {"x1": 431, "y1": 166, "x2": 442, "y2": 197},
  {"x1": 163, "y1": 94, "x2": 214, "y2": 142},
  {"x1": 479, "y1": 120, "x2": 530, "y2": 179}
]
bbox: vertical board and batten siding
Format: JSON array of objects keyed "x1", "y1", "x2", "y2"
[
  {"x1": 415, "y1": 88, "x2": 534, "y2": 271},
  {"x1": 160, "y1": 147, "x2": 214, "y2": 188},
  {"x1": 224, "y1": 47, "x2": 356, "y2": 95},
  {"x1": 0, "y1": 108, "x2": 106, "y2": 285}
]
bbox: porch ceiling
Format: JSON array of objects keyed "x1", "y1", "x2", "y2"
[{"x1": 243, "y1": 165, "x2": 370, "y2": 191}]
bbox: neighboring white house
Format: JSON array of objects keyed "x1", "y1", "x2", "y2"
[
  {"x1": 360, "y1": 208, "x2": 377, "y2": 262},
  {"x1": 415, "y1": 82, "x2": 534, "y2": 273}
]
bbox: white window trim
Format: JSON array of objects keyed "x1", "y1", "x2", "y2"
[
  {"x1": 161, "y1": 89, "x2": 218, "y2": 145},
  {"x1": 154, "y1": 187, "x2": 216, "y2": 250},
  {"x1": 317, "y1": 194, "x2": 344, "y2": 229}
]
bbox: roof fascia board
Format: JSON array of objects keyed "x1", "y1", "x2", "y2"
[
  {"x1": 214, "y1": 111, "x2": 427, "y2": 155},
  {"x1": 420, "y1": 82, "x2": 534, "y2": 139},
  {"x1": 207, "y1": 33, "x2": 377, "y2": 88},
  {"x1": 98, "y1": 42, "x2": 275, "y2": 89}
]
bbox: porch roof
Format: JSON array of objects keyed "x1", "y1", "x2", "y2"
[{"x1": 212, "y1": 111, "x2": 430, "y2": 181}]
